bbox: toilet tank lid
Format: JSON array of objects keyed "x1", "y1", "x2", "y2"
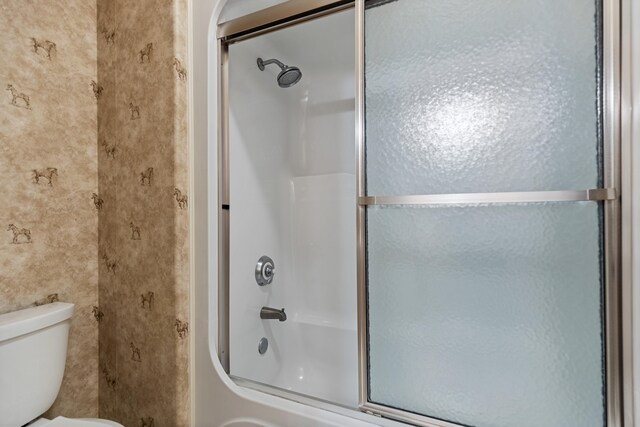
[{"x1": 0, "y1": 302, "x2": 74, "y2": 342}]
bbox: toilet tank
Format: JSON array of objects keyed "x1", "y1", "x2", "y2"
[{"x1": 0, "y1": 302, "x2": 74, "y2": 427}]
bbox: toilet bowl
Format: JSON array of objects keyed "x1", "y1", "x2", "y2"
[{"x1": 0, "y1": 303, "x2": 123, "y2": 427}]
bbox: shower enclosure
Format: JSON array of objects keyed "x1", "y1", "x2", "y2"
[
  {"x1": 215, "y1": 0, "x2": 625, "y2": 426},
  {"x1": 220, "y1": 5, "x2": 359, "y2": 407}
]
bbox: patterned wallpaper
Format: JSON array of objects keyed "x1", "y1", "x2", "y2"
[
  {"x1": 96, "y1": 0, "x2": 190, "y2": 425},
  {"x1": 1, "y1": 0, "x2": 189, "y2": 425},
  {"x1": 0, "y1": 0, "x2": 100, "y2": 418}
]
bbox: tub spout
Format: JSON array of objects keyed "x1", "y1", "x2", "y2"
[{"x1": 260, "y1": 306, "x2": 286, "y2": 321}]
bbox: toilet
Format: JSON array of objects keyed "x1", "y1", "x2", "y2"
[{"x1": 0, "y1": 302, "x2": 123, "y2": 427}]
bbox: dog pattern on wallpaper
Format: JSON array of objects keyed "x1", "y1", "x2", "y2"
[
  {"x1": 31, "y1": 38, "x2": 56, "y2": 59},
  {"x1": 6, "y1": 84, "x2": 31, "y2": 109},
  {"x1": 139, "y1": 43, "x2": 153, "y2": 63},
  {"x1": 175, "y1": 319, "x2": 189, "y2": 339},
  {"x1": 173, "y1": 58, "x2": 186, "y2": 81},
  {"x1": 130, "y1": 342, "x2": 141, "y2": 362},
  {"x1": 101, "y1": 27, "x2": 116, "y2": 44},
  {"x1": 140, "y1": 292, "x2": 154, "y2": 310},
  {"x1": 90, "y1": 80, "x2": 104, "y2": 100},
  {"x1": 129, "y1": 102, "x2": 140, "y2": 120},
  {"x1": 101, "y1": 365, "x2": 117, "y2": 390},
  {"x1": 7, "y1": 224, "x2": 32, "y2": 244},
  {"x1": 130, "y1": 222, "x2": 141, "y2": 240},
  {"x1": 102, "y1": 252, "x2": 117, "y2": 274},
  {"x1": 173, "y1": 188, "x2": 188, "y2": 209},
  {"x1": 32, "y1": 167, "x2": 58, "y2": 186},
  {"x1": 101, "y1": 139, "x2": 117, "y2": 158},
  {"x1": 34, "y1": 293, "x2": 59, "y2": 306},
  {"x1": 140, "y1": 167, "x2": 153, "y2": 186},
  {"x1": 92, "y1": 305, "x2": 104, "y2": 322},
  {"x1": 91, "y1": 193, "x2": 104, "y2": 210}
]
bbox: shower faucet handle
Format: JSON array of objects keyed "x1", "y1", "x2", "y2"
[
  {"x1": 264, "y1": 264, "x2": 274, "y2": 278},
  {"x1": 255, "y1": 255, "x2": 275, "y2": 286}
]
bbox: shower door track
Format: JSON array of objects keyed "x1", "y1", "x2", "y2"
[{"x1": 218, "y1": 0, "x2": 354, "y2": 43}]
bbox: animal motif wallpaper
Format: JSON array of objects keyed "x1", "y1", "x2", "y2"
[
  {"x1": 0, "y1": 0, "x2": 100, "y2": 418},
  {"x1": 96, "y1": 0, "x2": 190, "y2": 425},
  {"x1": 1, "y1": 0, "x2": 189, "y2": 425}
]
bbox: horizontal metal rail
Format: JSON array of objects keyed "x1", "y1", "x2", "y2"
[
  {"x1": 361, "y1": 402, "x2": 466, "y2": 427},
  {"x1": 359, "y1": 188, "x2": 617, "y2": 206},
  {"x1": 218, "y1": 0, "x2": 353, "y2": 42}
]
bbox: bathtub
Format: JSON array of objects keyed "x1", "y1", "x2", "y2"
[
  {"x1": 221, "y1": 420, "x2": 276, "y2": 427},
  {"x1": 232, "y1": 318, "x2": 358, "y2": 407}
]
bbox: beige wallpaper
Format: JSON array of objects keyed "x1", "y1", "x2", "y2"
[
  {"x1": 97, "y1": 0, "x2": 190, "y2": 425},
  {"x1": 2, "y1": 0, "x2": 189, "y2": 425},
  {"x1": 0, "y1": 0, "x2": 100, "y2": 418}
]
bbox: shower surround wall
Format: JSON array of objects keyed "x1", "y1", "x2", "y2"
[
  {"x1": 0, "y1": 0, "x2": 100, "y2": 418},
  {"x1": 228, "y1": 9, "x2": 358, "y2": 407},
  {"x1": 96, "y1": 0, "x2": 190, "y2": 425}
]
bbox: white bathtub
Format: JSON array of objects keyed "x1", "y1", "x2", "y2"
[
  {"x1": 221, "y1": 420, "x2": 276, "y2": 427},
  {"x1": 234, "y1": 318, "x2": 358, "y2": 407}
]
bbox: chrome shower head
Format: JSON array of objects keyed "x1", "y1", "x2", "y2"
[{"x1": 257, "y1": 57, "x2": 302, "y2": 88}]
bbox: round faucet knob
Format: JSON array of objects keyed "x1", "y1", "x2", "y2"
[
  {"x1": 255, "y1": 255, "x2": 275, "y2": 286},
  {"x1": 264, "y1": 264, "x2": 274, "y2": 278}
]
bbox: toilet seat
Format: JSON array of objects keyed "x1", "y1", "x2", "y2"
[{"x1": 31, "y1": 416, "x2": 124, "y2": 427}]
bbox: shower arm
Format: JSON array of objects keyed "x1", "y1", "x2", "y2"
[{"x1": 257, "y1": 58, "x2": 286, "y2": 71}]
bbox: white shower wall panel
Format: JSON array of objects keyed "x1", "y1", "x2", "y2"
[
  {"x1": 228, "y1": 34, "x2": 293, "y2": 384},
  {"x1": 228, "y1": 9, "x2": 357, "y2": 407},
  {"x1": 291, "y1": 174, "x2": 356, "y2": 328}
]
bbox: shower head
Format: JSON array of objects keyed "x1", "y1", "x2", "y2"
[{"x1": 257, "y1": 57, "x2": 302, "y2": 88}]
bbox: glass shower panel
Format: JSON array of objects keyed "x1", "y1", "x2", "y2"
[
  {"x1": 365, "y1": 0, "x2": 602, "y2": 195},
  {"x1": 366, "y1": 203, "x2": 604, "y2": 427},
  {"x1": 364, "y1": 0, "x2": 607, "y2": 425}
]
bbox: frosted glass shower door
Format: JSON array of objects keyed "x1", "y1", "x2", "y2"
[{"x1": 362, "y1": 0, "x2": 614, "y2": 427}]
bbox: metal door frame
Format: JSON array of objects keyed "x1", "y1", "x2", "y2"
[{"x1": 215, "y1": 0, "x2": 631, "y2": 426}]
